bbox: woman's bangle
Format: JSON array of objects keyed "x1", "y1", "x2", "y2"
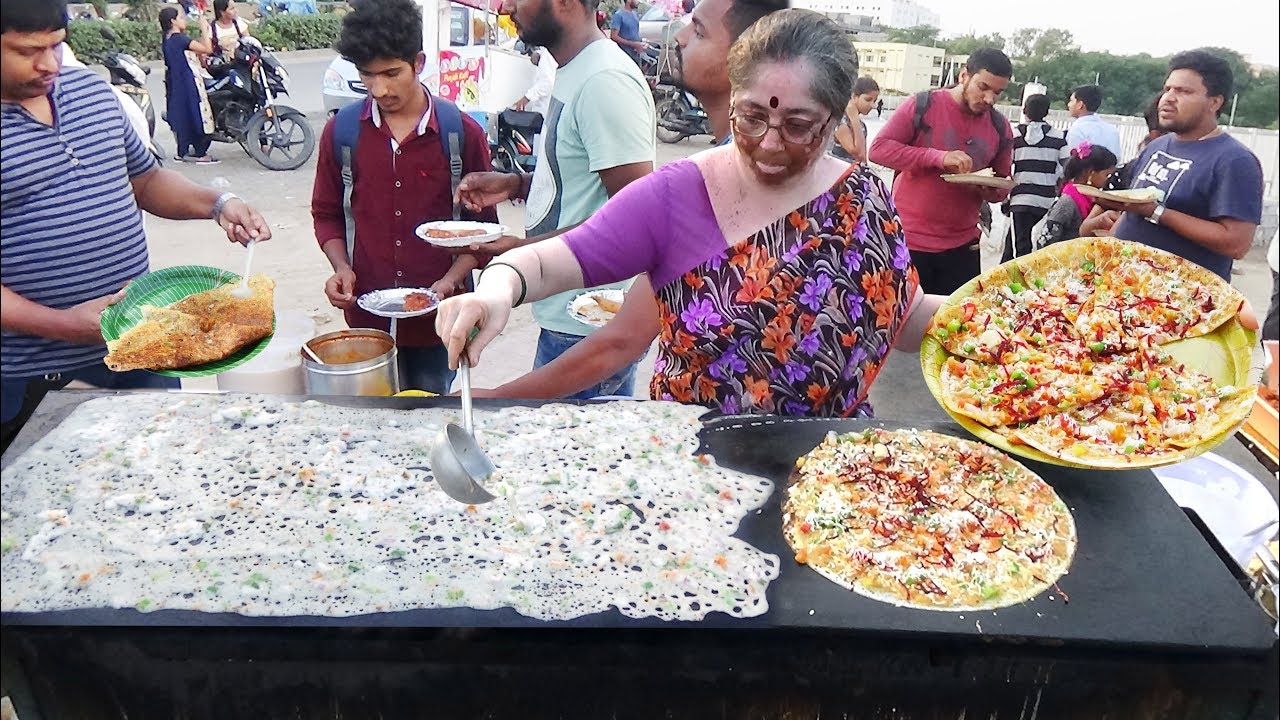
[{"x1": 480, "y1": 261, "x2": 527, "y2": 307}]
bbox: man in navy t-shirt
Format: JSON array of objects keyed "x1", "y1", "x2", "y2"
[{"x1": 1103, "y1": 50, "x2": 1263, "y2": 280}]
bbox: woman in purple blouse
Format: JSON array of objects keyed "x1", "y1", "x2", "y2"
[{"x1": 438, "y1": 9, "x2": 946, "y2": 418}]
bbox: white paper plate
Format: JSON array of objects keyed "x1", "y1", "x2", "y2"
[
  {"x1": 414, "y1": 221, "x2": 509, "y2": 248},
  {"x1": 941, "y1": 173, "x2": 1014, "y2": 189},
  {"x1": 567, "y1": 289, "x2": 625, "y2": 328},
  {"x1": 356, "y1": 287, "x2": 440, "y2": 319},
  {"x1": 1073, "y1": 184, "x2": 1167, "y2": 204}
]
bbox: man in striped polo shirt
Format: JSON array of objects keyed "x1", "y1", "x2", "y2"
[
  {"x1": 1004, "y1": 93, "x2": 1069, "y2": 261},
  {"x1": 1, "y1": 0, "x2": 272, "y2": 452}
]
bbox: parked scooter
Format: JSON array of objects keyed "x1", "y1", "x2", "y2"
[
  {"x1": 95, "y1": 27, "x2": 165, "y2": 165},
  {"x1": 203, "y1": 37, "x2": 315, "y2": 170},
  {"x1": 490, "y1": 110, "x2": 541, "y2": 173}
]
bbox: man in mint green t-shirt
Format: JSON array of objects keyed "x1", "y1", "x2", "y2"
[{"x1": 451, "y1": 0, "x2": 655, "y2": 397}]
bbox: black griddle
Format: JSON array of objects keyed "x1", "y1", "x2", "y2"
[
  {"x1": 3, "y1": 391, "x2": 1278, "y2": 720},
  {"x1": 1, "y1": 391, "x2": 1273, "y2": 654}
]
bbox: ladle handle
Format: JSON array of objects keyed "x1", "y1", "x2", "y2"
[
  {"x1": 239, "y1": 240, "x2": 255, "y2": 288},
  {"x1": 459, "y1": 357, "x2": 473, "y2": 435}
]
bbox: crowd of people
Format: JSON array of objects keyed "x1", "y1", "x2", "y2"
[
  {"x1": 1, "y1": 0, "x2": 1274, "y2": 453},
  {"x1": 433, "y1": 0, "x2": 1272, "y2": 412}
]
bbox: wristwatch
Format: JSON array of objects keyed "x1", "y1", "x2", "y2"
[
  {"x1": 1146, "y1": 203, "x2": 1166, "y2": 225},
  {"x1": 211, "y1": 192, "x2": 240, "y2": 224}
]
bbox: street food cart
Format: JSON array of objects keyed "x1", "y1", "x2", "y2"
[{"x1": 420, "y1": 0, "x2": 535, "y2": 115}]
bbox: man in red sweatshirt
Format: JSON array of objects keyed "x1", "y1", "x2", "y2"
[{"x1": 869, "y1": 47, "x2": 1014, "y2": 294}]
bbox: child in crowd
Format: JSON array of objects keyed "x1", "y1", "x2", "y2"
[
  {"x1": 1032, "y1": 141, "x2": 1117, "y2": 249},
  {"x1": 832, "y1": 76, "x2": 880, "y2": 163}
]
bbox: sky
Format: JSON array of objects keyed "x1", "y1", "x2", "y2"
[{"x1": 930, "y1": 0, "x2": 1280, "y2": 68}]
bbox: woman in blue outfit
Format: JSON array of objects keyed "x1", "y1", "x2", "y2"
[{"x1": 158, "y1": 6, "x2": 219, "y2": 164}]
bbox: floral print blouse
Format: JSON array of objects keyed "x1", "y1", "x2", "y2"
[{"x1": 564, "y1": 160, "x2": 919, "y2": 417}]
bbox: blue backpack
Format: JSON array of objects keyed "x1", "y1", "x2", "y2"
[{"x1": 332, "y1": 96, "x2": 465, "y2": 264}]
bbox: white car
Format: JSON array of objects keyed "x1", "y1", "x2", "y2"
[
  {"x1": 639, "y1": 1, "x2": 694, "y2": 44},
  {"x1": 321, "y1": 56, "x2": 370, "y2": 115}
]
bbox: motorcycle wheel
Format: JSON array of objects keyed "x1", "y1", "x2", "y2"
[
  {"x1": 655, "y1": 97, "x2": 687, "y2": 145},
  {"x1": 244, "y1": 107, "x2": 315, "y2": 171}
]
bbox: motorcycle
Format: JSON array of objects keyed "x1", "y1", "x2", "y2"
[
  {"x1": 95, "y1": 27, "x2": 165, "y2": 165},
  {"x1": 654, "y1": 85, "x2": 710, "y2": 144},
  {"x1": 490, "y1": 110, "x2": 541, "y2": 174},
  {"x1": 203, "y1": 37, "x2": 315, "y2": 170},
  {"x1": 638, "y1": 42, "x2": 661, "y2": 91}
]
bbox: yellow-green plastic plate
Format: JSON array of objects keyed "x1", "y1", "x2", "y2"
[
  {"x1": 99, "y1": 265, "x2": 275, "y2": 378},
  {"x1": 920, "y1": 240, "x2": 1257, "y2": 470}
]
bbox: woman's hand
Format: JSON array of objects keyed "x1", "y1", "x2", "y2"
[
  {"x1": 1238, "y1": 297, "x2": 1259, "y2": 332},
  {"x1": 435, "y1": 290, "x2": 514, "y2": 370}
]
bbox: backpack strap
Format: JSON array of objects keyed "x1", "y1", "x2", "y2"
[
  {"x1": 910, "y1": 89, "x2": 932, "y2": 141},
  {"x1": 890, "y1": 89, "x2": 933, "y2": 188},
  {"x1": 433, "y1": 96, "x2": 465, "y2": 221},
  {"x1": 989, "y1": 107, "x2": 1012, "y2": 158},
  {"x1": 333, "y1": 100, "x2": 364, "y2": 264}
]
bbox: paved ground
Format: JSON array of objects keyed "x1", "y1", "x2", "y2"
[{"x1": 130, "y1": 51, "x2": 1278, "y2": 503}]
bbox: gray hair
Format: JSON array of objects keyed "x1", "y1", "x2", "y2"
[{"x1": 726, "y1": 8, "x2": 858, "y2": 120}]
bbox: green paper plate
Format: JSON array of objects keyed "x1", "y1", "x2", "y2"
[
  {"x1": 99, "y1": 265, "x2": 275, "y2": 378},
  {"x1": 920, "y1": 239, "x2": 1257, "y2": 470}
]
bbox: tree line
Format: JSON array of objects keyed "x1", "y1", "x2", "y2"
[{"x1": 882, "y1": 26, "x2": 1279, "y2": 129}]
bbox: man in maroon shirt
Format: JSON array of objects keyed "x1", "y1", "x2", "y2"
[
  {"x1": 869, "y1": 47, "x2": 1014, "y2": 294},
  {"x1": 312, "y1": 0, "x2": 498, "y2": 393}
]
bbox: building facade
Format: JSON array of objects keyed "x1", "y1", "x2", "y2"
[
  {"x1": 791, "y1": 0, "x2": 939, "y2": 29},
  {"x1": 853, "y1": 41, "x2": 945, "y2": 94}
]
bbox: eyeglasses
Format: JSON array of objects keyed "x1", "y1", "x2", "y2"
[{"x1": 730, "y1": 113, "x2": 831, "y2": 145}]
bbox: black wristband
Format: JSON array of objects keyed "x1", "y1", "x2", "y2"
[{"x1": 480, "y1": 262, "x2": 527, "y2": 307}]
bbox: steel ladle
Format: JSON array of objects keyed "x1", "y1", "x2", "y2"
[
  {"x1": 428, "y1": 355, "x2": 497, "y2": 504},
  {"x1": 230, "y1": 240, "x2": 256, "y2": 299}
]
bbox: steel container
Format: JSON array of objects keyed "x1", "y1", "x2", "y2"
[{"x1": 302, "y1": 329, "x2": 399, "y2": 396}]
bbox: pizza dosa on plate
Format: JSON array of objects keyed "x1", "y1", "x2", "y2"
[
  {"x1": 925, "y1": 238, "x2": 1256, "y2": 467},
  {"x1": 105, "y1": 275, "x2": 274, "y2": 372}
]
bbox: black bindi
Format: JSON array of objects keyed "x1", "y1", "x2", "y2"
[{"x1": 769, "y1": 96, "x2": 779, "y2": 109}]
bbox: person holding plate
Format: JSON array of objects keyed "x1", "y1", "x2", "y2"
[
  {"x1": 1095, "y1": 50, "x2": 1264, "y2": 281},
  {"x1": 438, "y1": 9, "x2": 946, "y2": 418},
  {"x1": 1, "y1": 0, "x2": 271, "y2": 452},
  {"x1": 1030, "y1": 142, "x2": 1116, "y2": 250},
  {"x1": 311, "y1": 0, "x2": 497, "y2": 394},
  {"x1": 868, "y1": 48, "x2": 1014, "y2": 295},
  {"x1": 448, "y1": 0, "x2": 656, "y2": 399}
]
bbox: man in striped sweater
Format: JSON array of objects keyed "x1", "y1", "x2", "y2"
[
  {"x1": 1005, "y1": 93, "x2": 1069, "y2": 260},
  {"x1": 1, "y1": 0, "x2": 272, "y2": 452}
]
